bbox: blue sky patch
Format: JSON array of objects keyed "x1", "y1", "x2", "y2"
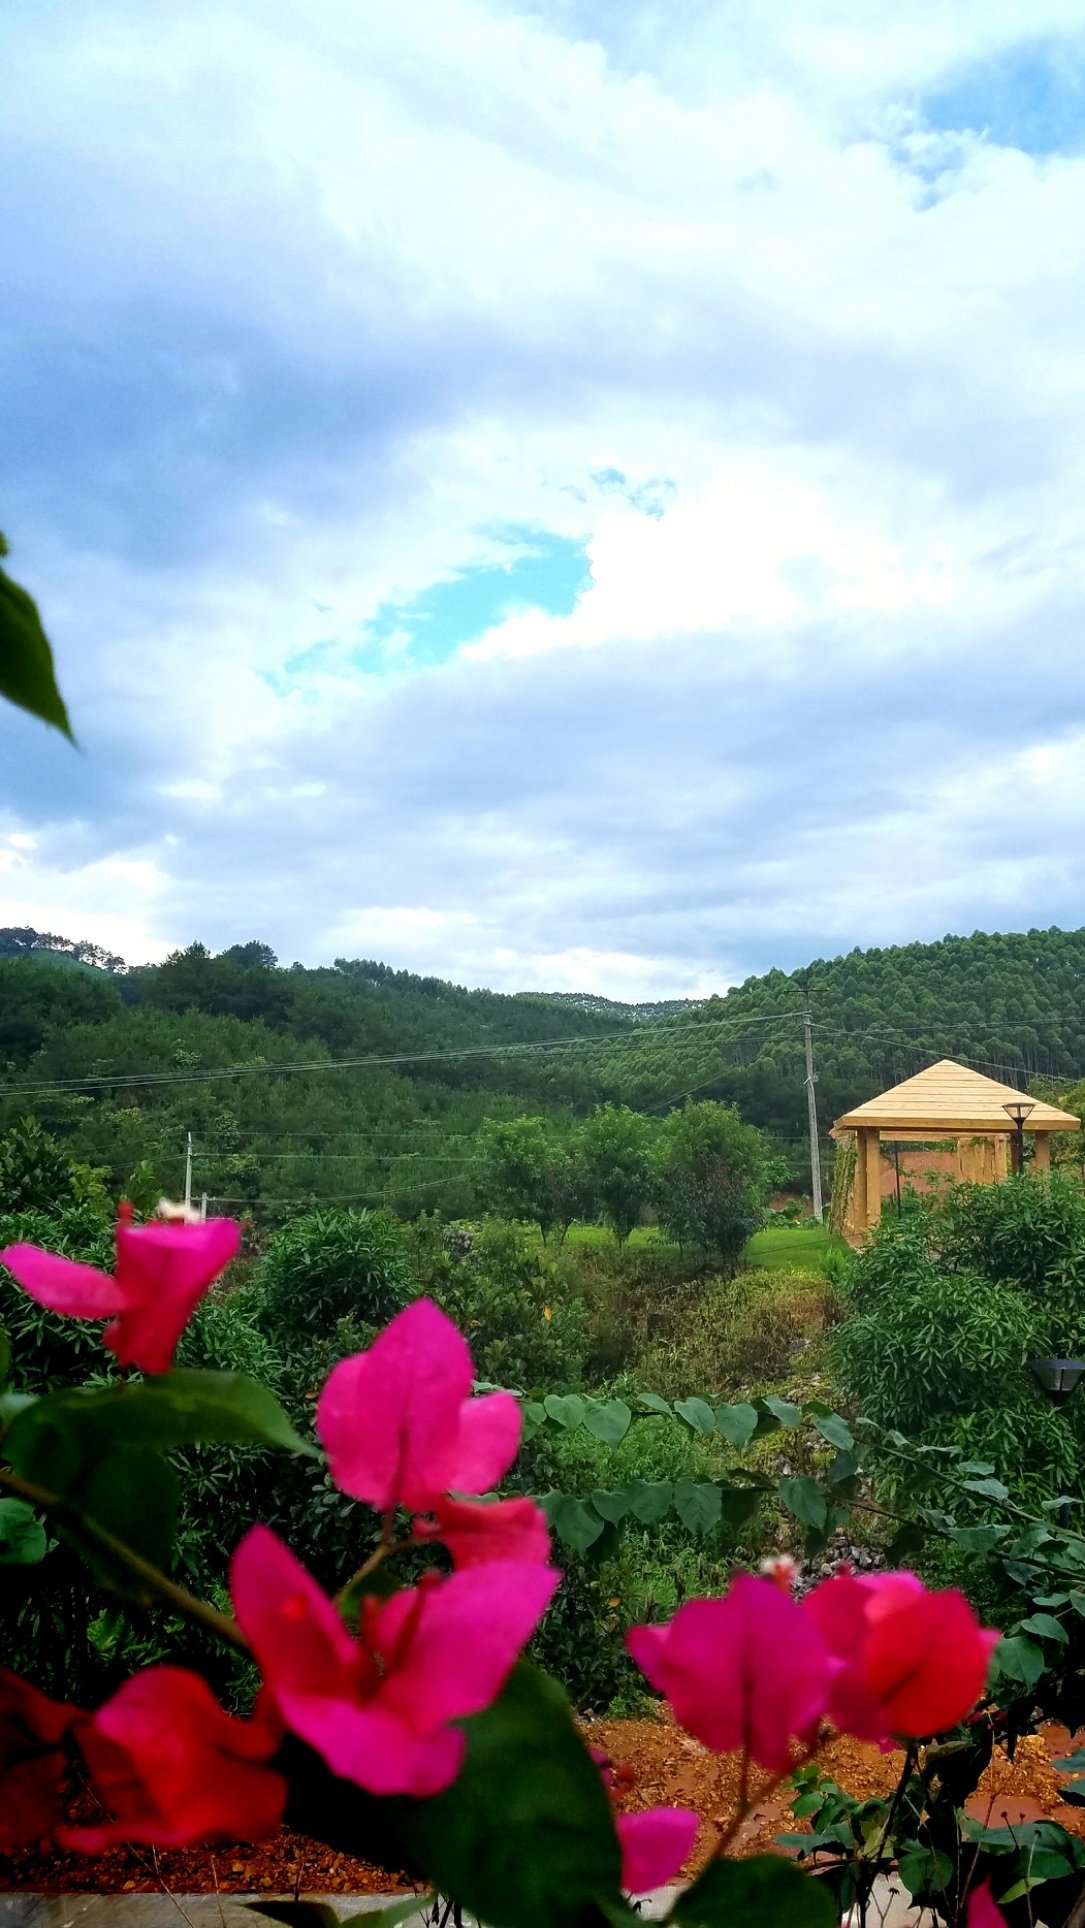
[
  {"x1": 924, "y1": 41, "x2": 1085, "y2": 155},
  {"x1": 358, "y1": 529, "x2": 589, "y2": 669}
]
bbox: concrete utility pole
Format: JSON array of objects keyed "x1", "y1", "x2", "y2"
[
  {"x1": 801, "y1": 986, "x2": 824, "y2": 1223},
  {"x1": 184, "y1": 1131, "x2": 193, "y2": 1211}
]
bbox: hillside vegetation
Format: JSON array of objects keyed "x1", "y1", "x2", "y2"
[{"x1": 2, "y1": 923, "x2": 1085, "y2": 1219}]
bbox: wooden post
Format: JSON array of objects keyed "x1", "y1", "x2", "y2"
[
  {"x1": 1033, "y1": 1133, "x2": 1051, "y2": 1172},
  {"x1": 858, "y1": 1128, "x2": 882, "y2": 1235}
]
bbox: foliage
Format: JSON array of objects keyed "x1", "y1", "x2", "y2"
[
  {"x1": 0, "y1": 1116, "x2": 101, "y2": 1215},
  {"x1": 639, "y1": 1267, "x2": 839, "y2": 1402},
  {"x1": 652, "y1": 1102, "x2": 767, "y2": 1266},
  {"x1": 408, "y1": 1216, "x2": 588, "y2": 1390},
  {"x1": 574, "y1": 1104, "x2": 655, "y2": 1241},
  {"x1": 0, "y1": 530, "x2": 72, "y2": 738},
  {"x1": 471, "y1": 1115, "x2": 583, "y2": 1239},
  {"x1": 256, "y1": 1207, "x2": 412, "y2": 1342}
]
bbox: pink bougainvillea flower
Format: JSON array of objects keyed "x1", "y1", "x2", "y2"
[
  {"x1": 803, "y1": 1570, "x2": 999, "y2": 1743},
  {"x1": 317, "y1": 1298, "x2": 521, "y2": 1513},
  {"x1": 0, "y1": 1210, "x2": 240, "y2": 1374},
  {"x1": 616, "y1": 1809, "x2": 699, "y2": 1893},
  {"x1": 627, "y1": 1573, "x2": 832, "y2": 1773},
  {"x1": 58, "y1": 1667, "x2": 285, "y2": 1851},
  {"x1": 966, "y1": 1885, "x2": 1006, "y2": 1928},
  {"x1": 231, "y1": 1523, "x2": 558, "y2": 1798},
  {"x1": 414, "y1": 1495, "x2": 551, "y2": 1569},
  {"x1": 0, "y1": 1666, "x2": 80, "y2": 1850}
]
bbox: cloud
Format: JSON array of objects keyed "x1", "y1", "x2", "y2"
[{"x1": 2, "y1": 0, "x2": 1085, "y2": 997}]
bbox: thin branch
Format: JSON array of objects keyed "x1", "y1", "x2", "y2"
[{"x1": 0, "y1": 1463, "x2": 247, "y2": 1652}]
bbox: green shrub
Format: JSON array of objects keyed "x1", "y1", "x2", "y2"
[
  {"x1": 256, "y1": 1206, "x2": 412, "y2": 1342},
  {"x1": 636, "y1": 1267, "x2": 838, "y2": 1401},
  {"x1": 0, "y1": 1202, "x2": 114, "y2": 1392},
  {"x1": 408, "y1": 1216, "x2": 588, "y2": 1390},
  {"x1": 937, "y1": 1173, "x2": 1085, "y2": 1294}
]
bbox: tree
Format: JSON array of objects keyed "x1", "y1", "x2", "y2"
[
  {"x1": 472, "y1": 1116, "x2": 572, "y2": 1238},
  {"x1": 653, "y1": 1101, "x2": 766, "y2": 1267},
  {"x1": 574, "y1": 1104, "x2": 655, "y2": 1241},
  {"x1": 220, "y1": 941, "x2": 279, "y2": 971}
]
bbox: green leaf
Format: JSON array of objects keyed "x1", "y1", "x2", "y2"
[
  {"x1": 957, "y1": 1460, "x2": 997, "y2": 1476},
  {"x1": 761, "y1": 1394, "x2": 802, "y2": 1429},
  {"x1": 582, "y1": 1398, "x2": 631, "y2": 1446},
  {"x1": 1020, "y1": 1612, "x2": 1068, "y2": 1645},
  {"x1": 0, "y1": 1328, "x2": 10, "y2": 1389},
  {"x1": 674, "y1": 1397, "x2": 716, "y2": 1436},
  {"x1": 1070, "y1": 1591, "x2": 1085, "y2": 1618},
  {"x1": 542, "y1": 1494, "x2": 604, "y2": 1555},
  {"x1": 886, "y1": 1521, "x2": 927, "y2": 1564},
  {"x1": 1052, "y1": 1750, "x2": 1085, "y2": 1773},
  {"x1": 778, "y1": 1476, "x2": 827, "y2": 1533},
  {"x1": 5, "y1": 1371, "x2": 313, "y2": 1479},
  {"x1": 0, "y1": 541, "x2": 74, "y2": 739},
  {"x1": 673, "y1": 1852, "x2": 836, "y2": 1928},
  {"x1": 543, "y1": 1394, "x2": 586, "y2": 1431},
  {"x1": 962, "y1": 1476, "x2": 1010, "y2": 1502},
  {"x1": 521, "y1": 1401, "x2": 546, "y2": 1443},
  {"x1": 636, "y1": 1393, "x2": 673, "y2": 1416},
  {"x1": 591, "y1": 1488, "x2": 632, "y2": 1525},
  {"x1": 715, "y1": 1402, "x2": 758, "y2": 1449},
  {"x1": 0, "y1": 1496, "x2": 47, "y2": 1565},
  {"x1": 627, "y1": 1478, "x2": 674, "y2": 1525},
  {"x1": 74, "y1": 1448, "x2": 179, "y2": 1587},
  {"x1": 949, "y1": 1525, "x2": 1010, "y2": 1554},
  {"x1": 249, "y1": 1895, "x2": 432, "y2": 1928},
  {"x1": 898, "y1": 1847, "x2": 953, "y2": 1898},
  {"x1": 995, "y1": 1634, "x2": 1046, "y2": 1689},
  {"x1": 812, "y1": 1412, "x2": 854, "y2": 1452},
  {"x1": 718, "y1": 1484, "x2": 766, "y2": 1531},
  {"x1": 674, "y1": 1479, "x2": 722, "y2": 1536}
]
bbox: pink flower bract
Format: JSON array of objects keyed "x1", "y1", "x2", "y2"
[
  {"x1": 966, "y1": 1886, "x2": 1007, "y2": 1928},
  {"x1": 316, "y1": 1297, "x2": 521, "y2": 1512},
  {"x1": 0, "y1": 1666, "x2": 80, "y2": 1850},
  {"x1": 802, "y1": 1571, "x2": 999, "y2": 1742},
  {"x1": 60, "y1": 1667, "x2": 285, "y2": 1851},
  {"x1": 627, "y1": 1573, "x2": 832, "y2": 1772},
  {"x1": 417, "y1": 1495, "x2": 551, "y2": 1568},
  {"x1": 1, "y1": 1216, "x2": 240, "y2": 1374},
  {"x1": 616, "y1": 1808, "x2": 699, "y2": 1893},
  {"x1": 231, "y1": 1524, "x2": 558, "y2": 1798}
]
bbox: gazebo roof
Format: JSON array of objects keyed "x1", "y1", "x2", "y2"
[{"x1": 834, "y1": 1059, "x2": 1080, "y2": 1134}]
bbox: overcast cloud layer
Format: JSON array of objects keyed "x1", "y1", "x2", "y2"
[{"x1": 3, "y1": 0, "x2": 1085, "y2": 996}]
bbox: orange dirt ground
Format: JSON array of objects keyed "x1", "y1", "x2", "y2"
[{"x1": 3, "y1": 1719, "x2": 1083, "y2": 1896}]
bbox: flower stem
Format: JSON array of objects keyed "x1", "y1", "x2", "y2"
[{"x1": 0, "y1": 1464, "x2": 248, "y2": 1653}]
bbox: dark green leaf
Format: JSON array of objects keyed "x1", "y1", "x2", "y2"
[
  {"x1": 1052, "y1": 1750, "x2": 1085, "y2": 1773},
  {"x1": 582, "y1": 1398, "x2": 631, "y2": 1446},
  {"x1": 542, "y1": 1494, "x2": 604, "y2": 1554},
  {"x1": 74, "y1": 1448, "x2": 179, "y2": 1587},
  {"x1": 778, "y1": 1476, "x2": 827, "y2": 1533},
  {"x1": 0, "y1": 543, "x2": 73, "y2": 739},
  {"x1": 249, "y1": 1895, "x2": 432, "y2": 1928},
  {"x1": 886, "y1": 1521, "x2": 926, "y2": 1564},
  {"x1": 957, "y1": 1460, "x2": 997, "y2": 1476},
  {"x1": 673, "y1": 1852, "x2": 836, "y2": 1928},
  {"x1": 949, "y1": 1525, "x2": 1010, "y2": 1554},
  {"x1": 591, "y1": 1488, "x2": 632, "y2": 1525},
  {"x1": 0, "y1": 1328, "x2": 10, "y2": 1389},
  {"x1": 761, "y1": 1395, "x2": 802, "y2": 1429},
  {"x1": 521, "y1": 1401, "x2": 546, "y2": 1443},
  {"x1": 715, "y1": 1402, "x2": 758, "y2": 1449},
  {"x1": 995, "y1": 1634, "x2": 1045, "y2": 1689},
  {"x1": 898, "y1": 1847, "x2": 953, "y2": 1898},
  {"x1": 627, "y1": 1478, "x2": 673, "y2": 1525},
  {"x1": 543, "y1": 1394, "x2": 586, "y2": 1431},
  {"x1": 674, "y1": 1479, "x2": 722, "y2": 1537},
  {"x1": 1020, "y1": 1612, "x2": 1068, "y2": 1645},
  {"x1": 717, "y1": 1484, "x2": 766, "y2": 1531},
  {"x1": 0, "y1": 1496, "x2": 46, "y2": 1565},
  {"x1": 962, "y1": 1476, "x2": 1010, "y2": 1502},
  {"x1": 813, "y1": 1413, "x2": 854, "y2": 1452},
  {"x1": 674, "y1": 1397, "x2": 716, "y2": 1436},
  {"x1": 636, "y1": 1393, "x2": 673, "y2": 1416}
]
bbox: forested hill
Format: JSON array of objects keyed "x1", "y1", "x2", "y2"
[{"x1": 2, "y1": 924, "x2": 1085, "y2": 1218}]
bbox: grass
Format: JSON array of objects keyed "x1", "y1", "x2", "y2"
[{"x1": 743, "y1": 1222, "x2": 843, "y2": 1273}]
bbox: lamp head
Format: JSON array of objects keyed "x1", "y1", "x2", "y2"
[
  {"x1": 1030, "y1": 1358, "x2": 1085, "y2": 1402},
  {"x1": 1003, "y1": 1100, "x2": 1036, "y2": 1126}
]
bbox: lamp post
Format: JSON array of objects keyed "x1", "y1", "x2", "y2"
[
  {"x1": 1002, "y1": 1099, "x2": 1035, "y2": 1176},
  {"x1": 1029, "y1": 1358, "x2": 1085, "y2": 1527}
]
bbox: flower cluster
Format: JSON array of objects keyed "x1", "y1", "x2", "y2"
[{"x1": 0, "y1": 1218, "x2": 1002, "y2": 1911}]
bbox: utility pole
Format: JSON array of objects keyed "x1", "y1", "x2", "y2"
[
  {"x1": 184, "y1": 1131, "x2": 193, "y2": 1211},
  {"x1": 801, "y1": 985, "x2": 824, "y2": 1223}
]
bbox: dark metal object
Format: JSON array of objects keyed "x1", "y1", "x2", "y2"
[
  {"x1": 1002, "y1": 1099, "x2": 1035, "y2": 1175},
  {"x1": 1029, "y1": 1358, "x2": 1085, "y2": 1527}
]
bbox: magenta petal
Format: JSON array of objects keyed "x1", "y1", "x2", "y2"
[
  {"x1": 0, "y1": 1244, "x2": 123, "y2": 1318},
  {"x1": 451, "y1": 1391, "x2": 522, "y2": 1494},
  {"x1": 429, "y1": 1495, "x2": 552, "y2": 1568},
  {"x1": 377, "y1": 1562, "x2": 559, "y2": 1730},
  {"x1": 277, "y1": 1692, "x2": 465, "y2": 1798},
  {"x1": 231, "y1": 1526, "x2": 358, "y2": 1699},
  {"x1": 110, "y1": 1219, "x2": 240, "y2": 1372},
  {"x1": 966, "y1": 1886, "x2": 1006, "y2": 1928},
  {"x1": 617, "y1": 1809, "x2": 699, "y2": 1893},
  {"x1": 317, "y1": 1299, "x2": 472, "y2": 1511}
]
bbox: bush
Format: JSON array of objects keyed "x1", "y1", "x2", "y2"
[
  {"x1": 407, "y1": 1216, "x2": 587, "y2": 1390},
  {"x1": 636, "y1": 1266, "x2": 838, "y2": 1401},
  {"x1": 652, "y1": 1102, "x2": 767, "y2": 1268},
  {"x1": 0, "y1": 1202, "x2": 114, "y2": 1393},
  {"x1": 255, "y1": 1207, "x2": 412, "y2": 1343},
  {"x1": 937, "y1": 1173, "x2": 1085, "y2": 1295}
]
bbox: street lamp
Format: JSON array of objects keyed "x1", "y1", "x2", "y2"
[{"x1": 1002, "y1": 1099, "x2": 1035, "y2": 1176}]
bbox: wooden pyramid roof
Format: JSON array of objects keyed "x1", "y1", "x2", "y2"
[{"x1": 834, "y1": 1059, "x2": 1080, "y2": 1133}]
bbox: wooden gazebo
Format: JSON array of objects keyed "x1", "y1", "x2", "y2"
[{"x1": 832, "y1": 1059, "x2": 1080, "y2": 1244}]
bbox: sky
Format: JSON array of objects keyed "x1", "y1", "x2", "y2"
[{"x1": 3, "y1": 0, "x2": 1085, "y2": 998}]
